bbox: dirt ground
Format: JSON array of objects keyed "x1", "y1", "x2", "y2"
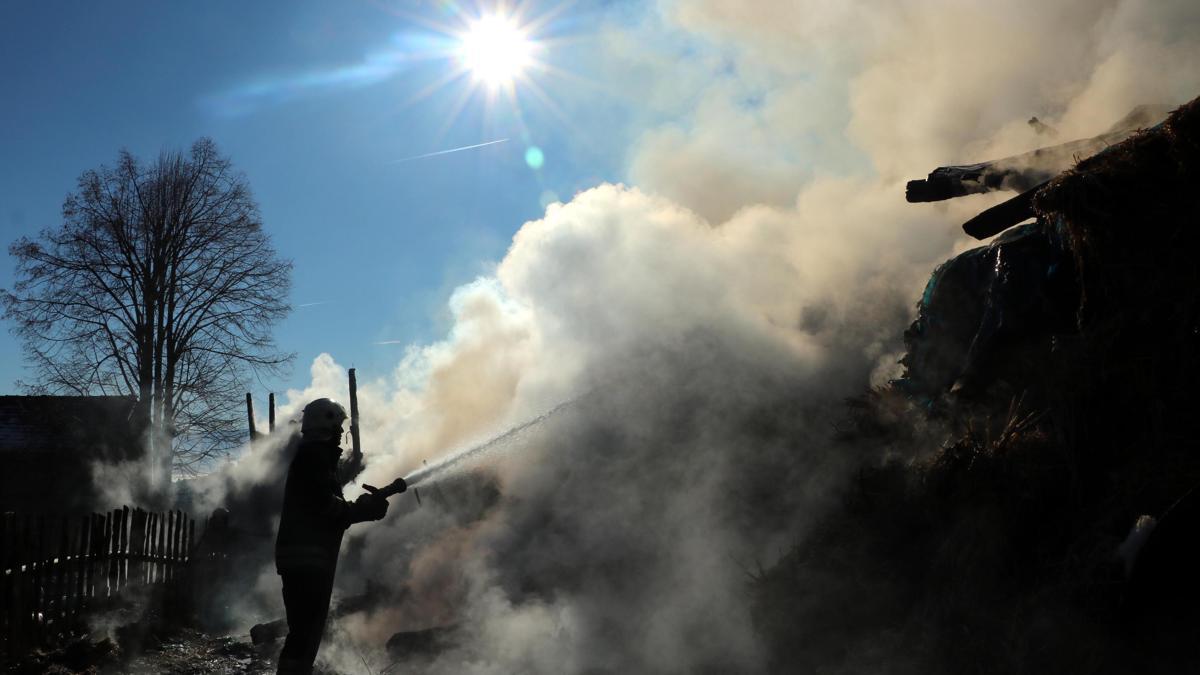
[
  {"x1": 120, "y1": 630, "x2": 278, "y2": 675},
  {"x1": 6, "y1": 629, "x2": 282, "y2": 675}
]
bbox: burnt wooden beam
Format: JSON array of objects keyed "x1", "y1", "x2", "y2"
[
  {"x1": 906, "y1": 104, "x2": 1170, "y2": 204},
  {"x1": 337, "y1": 368, "x2": 366, "y2": 485},
  {"x1": 349, "y1": 369, "x2": 361, "y2": 459},
  {"x1": 960, "y1": 181, "x2": 1046, "y2": 240}
]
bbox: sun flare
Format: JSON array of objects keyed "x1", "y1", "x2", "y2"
[{"x1": 457, "y1": 14, "x2": 535, "y2": 87}]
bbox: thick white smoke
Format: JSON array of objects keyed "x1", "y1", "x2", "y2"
[{"x1": 201, "y1": 1, "x2": 1200, "y2": 671}]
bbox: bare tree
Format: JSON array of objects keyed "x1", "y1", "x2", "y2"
[{"x1": 2, "y1": 138, "x2": 292, "y2": 485}]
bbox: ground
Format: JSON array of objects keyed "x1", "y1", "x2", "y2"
[
  {"x1": 120, "y1": 630, "x2": 276, "y2": 675},
  {"x1": 6, "y1": 629, "x2": 281, "y2": 675}
]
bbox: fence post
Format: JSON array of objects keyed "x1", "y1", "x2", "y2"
[
  {"x1": 12, "y1": 514, "x2": 26, "y2": 657},
  {"x1": 148, "y1": 513, "x2": 158, "y2": 584},
  {"x1": 133, "y1": 509, "x2": 145, "y2": 588},
  {"x1": 1, "y1": 512, "x2": 12, "y2": 657},
  {"x1": 21, "y1": 513, "x2": 32, "y2": 655},
  {"x1": 1, "y1": 512, "x2": 10, "y2": 656},
  {"x1": 176, "y1": 511, "x2": 185, "y2": 564},
  {"x1": 149, "y1": 511, "x2": 158, "y2": 584},
  {"x1": 157, "y1": 511, "x2": 167, "y2": 584},
  {"x1": 72, "y1": 515, "x2": 86, "y2": 620},
  {"x1": 167, "y1": 511, "x2": 176, "y2": 584},
  {"x1": 83, "y1": 515, "x2": 94, "y2": 601},
  {"x1": 170, "y1": 511, "x2": 181, "y2": 610},
  {"x1": 54, "y1": 516, "x2": 69, "y2": 633},
  {"x1": 106, "y1": 506, "x2": 116, "y2": 595},
  {"x1": 97, "y1": 512, "x2": 106, "y2": 599},
  {"x1": 32, "y1": 514, "x2": 45, "y2": 648}
]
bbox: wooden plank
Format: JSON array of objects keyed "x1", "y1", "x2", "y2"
[
  {"x1": 83, "y1": 515, "x2": 94, "y2": 600},
  {"x1": 109, "y1": 510, "x2": 119, "y2": 593},
  {"x1": 1, "y1": 512, "x2": 9, "y2": 656},
  {"x1": 48, "y1": 515, "x2": 60, "y2": 633},
  {"x1": 164, "y1": 511, "x2": 173, "y2": 582},
  {"x1": 148, "y1": 512, "x2": 158, "y2": 584},
  {"x1": 110, "y1": 508, "x2": 120, "y2": 592},
  {"x1": 54, "y1": 515, "x2": 69, "y2": 632},
  {"x1": 132, "y1": 509, "x2": 144, "y2": 588},
  {"x1": 11, "y1": 514, "x2": 27, "y2": 657},
  {"x1": 1, "y1": 512, "x2": 9, "y2": 655},
  {"x1": 56, "y1": 517, "x2": 68, "y2": 626},
  {"x1": 18, "y1": 514, "x2": 30, "y2": 655},
  {"x1": 92, "y1": 513, "x2": 104, "y2": 597},
  {"x1": 171, "y1": 511, "x2": 181, "y2": 577},
  {"x1": 170, "y1": 511, "x2": 181, "y2": 607},
  {"x1": 171, "y1": 510, "x2": 180, "y2": 563},
  {"x1": 143, "y1": 509, "x2": 152, "y2": 583},
  {"x1": 105, "y1": 510, "x2": 117, "y2": 597},
  {"x1": 6, "y1": 514, "x2": 24, "y2": 657},
  {"x1": 73, "y1": 515, "x2": 87, "y2": 618},
  {"x1": 157, "y1": 510, "x2": 166, "y2": 583},
  {"x1": 167, "y1": 511, "x2": 175, "y2": 580},
  {"x1": 99, "y1": 510, "x2": 108, "y2": 590},
  {"x1": 119, "y1": 506, "x2": 130, "y2": 590},
  {"x1": 31, "y1": 514, "x2": 45, "y2": 648}
]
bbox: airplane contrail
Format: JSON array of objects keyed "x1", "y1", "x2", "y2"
[
  {"x1": 389, "y1": 138, "x2": 509, "y2": 163},
  {"x1": 373, "y1": 340, "x2": 406, "y2": 345},
  {"x1": 296, "y1": 301, "x2": 332, "y2": 308}
]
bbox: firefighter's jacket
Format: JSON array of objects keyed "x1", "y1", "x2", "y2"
[{"x1": 275, "y1": 438, "x2": 355, "y2": 574}]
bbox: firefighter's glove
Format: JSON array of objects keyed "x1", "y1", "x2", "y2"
[{"x1": 349, "y1": 493, "x2": 389, "y2": 523}]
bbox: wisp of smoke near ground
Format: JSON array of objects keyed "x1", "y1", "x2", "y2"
[{"x1": 182, "y1": 1, "x2": 1200, "y2": 672}]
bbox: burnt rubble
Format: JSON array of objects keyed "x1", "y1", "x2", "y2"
[{"x1": 755, "y1": 94, "x2": 1200, "y2": 673}]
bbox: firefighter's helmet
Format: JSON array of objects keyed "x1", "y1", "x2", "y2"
[{"x1": 301, "y1": 398, "x2": 348, "y2": 438}]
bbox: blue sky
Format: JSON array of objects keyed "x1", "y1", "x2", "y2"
[{"x1": 0, "y1": 0, "x2": 651, "y2": 398}]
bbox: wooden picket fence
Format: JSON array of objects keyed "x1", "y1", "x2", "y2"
[{"x1": 0, "y1": 507, "x2": 195, "y2": 659}]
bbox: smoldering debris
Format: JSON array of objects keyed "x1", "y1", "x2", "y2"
[
  {"x1": 750, "y1": 94, "x2": 1200, "y2": 675},
  {"x1": 385, "y1": 625, "x2": 458, "y2": 660},
  {"x1": 249, "y1": 618, "x2": 288, "y2": 646},
  {"x1": 904, "y1": 103, "x2": 1173, "y2": 207}
]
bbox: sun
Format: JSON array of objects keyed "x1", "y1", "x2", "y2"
[{"x1": 457, "y1": 14, "x2": 535, "y2": 88}]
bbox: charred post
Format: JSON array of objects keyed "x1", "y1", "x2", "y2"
[
  {"x1": 246, "y1": 393, "x2": 258, "y2": 442},
  {"x1": 337, "y1": 368, "x2": 366, "y2": 485},
  {"x1": 349, "y1": 368, "x2": 362, "y2": 459}
]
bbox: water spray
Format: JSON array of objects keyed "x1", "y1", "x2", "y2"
[{"x1": 361, "y1": 394, "x2": 584, "y2": 500}]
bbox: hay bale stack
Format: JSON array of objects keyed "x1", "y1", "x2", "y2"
[{"x1": 1036, "y1": 96, "x2": 1200, "y2": 329}]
